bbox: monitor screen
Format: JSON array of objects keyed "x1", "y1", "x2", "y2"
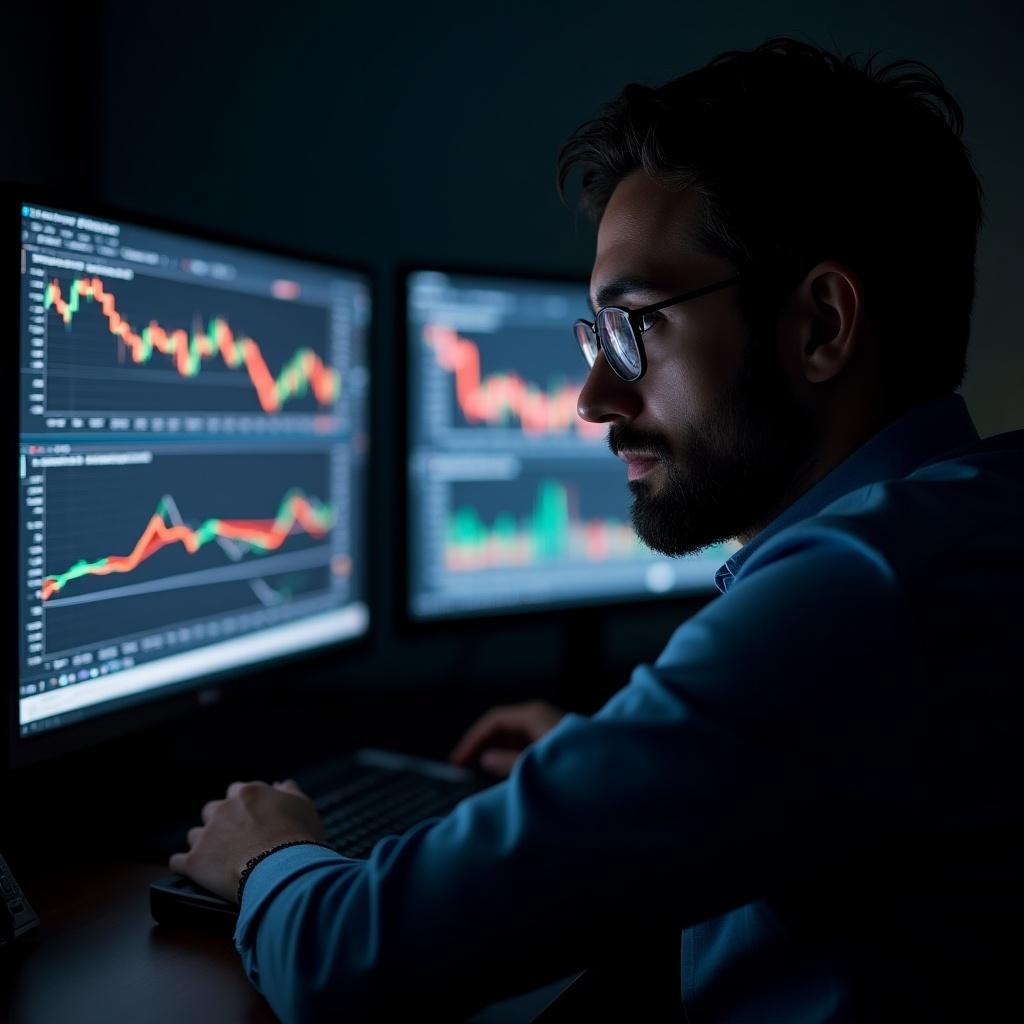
[
  {"x1": 405, "y1": 270, "x2": 736, "y2": 620},
  {"x1": 16, "y1": 199, "x2": 370, "y2": 742}
]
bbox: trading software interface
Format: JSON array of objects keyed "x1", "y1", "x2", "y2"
[
  {"x1": 406, "y1": 271, "x2": 736, "y2": 619},
  {"x1": 18, "y1": 202, "x2": 371, "y2": 736}
]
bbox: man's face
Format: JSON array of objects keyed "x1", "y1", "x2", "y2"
[{"x1": 578, "y1": 171, "x2": 817, "y2": 555}]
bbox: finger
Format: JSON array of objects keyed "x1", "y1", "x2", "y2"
[
  {"x1": 169, "y1": 851, "x2": 188, "y2": 874},
  {"x1": 479, "y1": 748, "x2": 520, "y2": 777},
  {"x1": 450, "y1": 706, "x2": 522, "y2": 764},
  {"x1": 201, "y1": 799, "x2": 224, "y2": 824},
  {"x1": 187, "y1": 825, "x2": 203, "y2": 847},
  {"x1": 226, "y1": 779, "x2": 263, "y2": 799},
  {"x1": 274, "y1": 779, "x2": 309, "y2": 798}
]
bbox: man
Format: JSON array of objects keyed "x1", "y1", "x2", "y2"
[{"x1": 171, "y1": 37, "x2": 1023, "y2": 1021}]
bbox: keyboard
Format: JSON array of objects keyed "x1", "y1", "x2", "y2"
[
  {"x1": 300, "y1": 749, "x2": 484, "y2": 858},
  {"x1": 149, "y1": 748, "x2": 487, "y2": 931}
]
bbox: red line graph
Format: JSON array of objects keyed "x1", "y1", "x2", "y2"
[{"x1": 422, "y1": 323, "x2": 605, "y2": 438}]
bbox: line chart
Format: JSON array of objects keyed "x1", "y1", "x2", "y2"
[{"x1": 42, "y1": 487, "x2": 335, "y2": 602}]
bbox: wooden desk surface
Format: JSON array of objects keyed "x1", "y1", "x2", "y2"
[
  {"x1": 0, "y1": 860, "x2": 574, "y2": 1024},
  {"x1": 0, "y1": 861, "x2": 275, "y2": 1024}
]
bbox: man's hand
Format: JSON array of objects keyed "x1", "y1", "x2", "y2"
[
  {"x1": 168, "y1": 779, "x2": 329, "y2": 903},
  {"x1": 449, "y1": 700, "x2": 566, "y2": 778}
]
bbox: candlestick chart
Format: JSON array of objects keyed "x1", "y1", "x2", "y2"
[
  {"x1": 41, "y1": 273, "x2": 340, "y2": 417},
  {"x1": 421, "y1": 322, "x2": 605, "y2": 441}
]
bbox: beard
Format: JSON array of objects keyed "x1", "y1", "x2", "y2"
[{"x1": 609, "y1": 337, "x2": 818, "y2": 557}]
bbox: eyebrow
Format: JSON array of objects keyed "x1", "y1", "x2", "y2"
[{"x1": 590, "y1": 276, "x2": 676, "y2": 315}]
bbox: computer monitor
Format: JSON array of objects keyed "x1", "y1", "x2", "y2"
[
  {"x1": 11, "y1": 192, "x2": 371, "y2": 765},
  {"x1": 404, "y1": 268, "x2": 736, "y2": 621}
]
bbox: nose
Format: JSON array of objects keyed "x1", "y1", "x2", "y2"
[{"x1": 577, "y1": 349, "x2": 643, "y2": 425}]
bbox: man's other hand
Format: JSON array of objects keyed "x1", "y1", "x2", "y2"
[
  {"x1": 168, "y1": 779, "x2": 329, "y2": 903},
  {"x1": 449, "y1": 700, "x2": 566, "y2": 778}
]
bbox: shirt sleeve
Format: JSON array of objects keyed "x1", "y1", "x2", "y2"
[{"x1": 233, "y1": 524, "x2": 920, "y2": 1023}]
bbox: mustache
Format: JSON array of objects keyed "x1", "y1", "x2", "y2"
[{"x1": 607, "y1": 425, "x2": 672, "y2": 460}]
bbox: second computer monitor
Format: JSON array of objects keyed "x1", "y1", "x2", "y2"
[{"x1": 405, "y1": 269, "x2": 736, "y2": 620}]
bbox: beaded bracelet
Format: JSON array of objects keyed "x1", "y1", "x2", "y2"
[{"x1": 236, "y1": 840, "x2": 335, "y2": 905}]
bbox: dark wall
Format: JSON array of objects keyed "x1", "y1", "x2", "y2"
[
  {"x1": 88, "y1": 1, "x2": 1024, "y2": 433},
  {"x1": 1, "y1": 8, "x2": 100, "y2": 191},
  {"x1": 5, "y1": 1, "x2": 1023, "y2": 748}
]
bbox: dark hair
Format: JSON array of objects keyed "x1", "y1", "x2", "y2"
[{"x1": 557, "y1": 36, "x2": 985, "y2": 411}]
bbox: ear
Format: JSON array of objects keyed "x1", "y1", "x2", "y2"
[{"x1": 789, "y1": 260, "x2": 865, "y2": 385}]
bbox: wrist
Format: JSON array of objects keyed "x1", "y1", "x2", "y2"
[{"x1": 235, "y1": 838, "x2": 334, "y2": 906}]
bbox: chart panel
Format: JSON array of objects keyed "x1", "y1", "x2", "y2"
[{"x1": 21, "y1": 444, "x2": 357, "y2": 695}]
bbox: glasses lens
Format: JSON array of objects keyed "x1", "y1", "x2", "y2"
[
  {"x1": 597, "y1": 308, "x2": 642, "y2": 380},
  {"x1": 574, "y1": 320, "x2": 599, "y2": 368}
]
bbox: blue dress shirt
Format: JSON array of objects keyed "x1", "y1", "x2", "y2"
[{"x1": 235, "y1": 393, "x2": 1024, "y2": 1022}]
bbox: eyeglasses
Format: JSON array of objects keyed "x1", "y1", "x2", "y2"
[{"x1": 574, "y1": 275, "x2": 743, "y2": 382}]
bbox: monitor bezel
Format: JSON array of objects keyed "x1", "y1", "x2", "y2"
[
  {"x1": 7, "y1": 183, "x2": 376, "y2": 770},
  {"x1": 396, "y1": 262, "x2": 723, "y2": 633}
]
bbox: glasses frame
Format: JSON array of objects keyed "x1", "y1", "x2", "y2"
[{"x1": 574, "y1": 274, "x2": 743, "y2": 382}]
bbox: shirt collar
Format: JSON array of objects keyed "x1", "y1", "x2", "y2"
[{"x1": 713, "y1": 393, "x2": 980, "y2": 594}]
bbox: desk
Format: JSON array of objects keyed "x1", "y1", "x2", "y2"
[
  {"x1": 1, "y1": 861, "x2": 276, "y2": 1024},
  {"x1": 0, "y1": 860, "x2": 573, "y2": 1024},
  {"x1": 1, "y1": 690, "x2": 584, "y2": 1022}
]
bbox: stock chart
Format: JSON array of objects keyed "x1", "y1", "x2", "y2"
[
  {"x1": 42, "y1": 273, "x2": 340, "y2": 415},
  {"x1": 28, "y1": 445, "x2": 355, "y2": 658},
  {"x1": 444, "y1": 475, "x2": 648, "y2": 573},
  {"x1": 420, "y1": 320, "x2": 605, "y2": 440}
]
